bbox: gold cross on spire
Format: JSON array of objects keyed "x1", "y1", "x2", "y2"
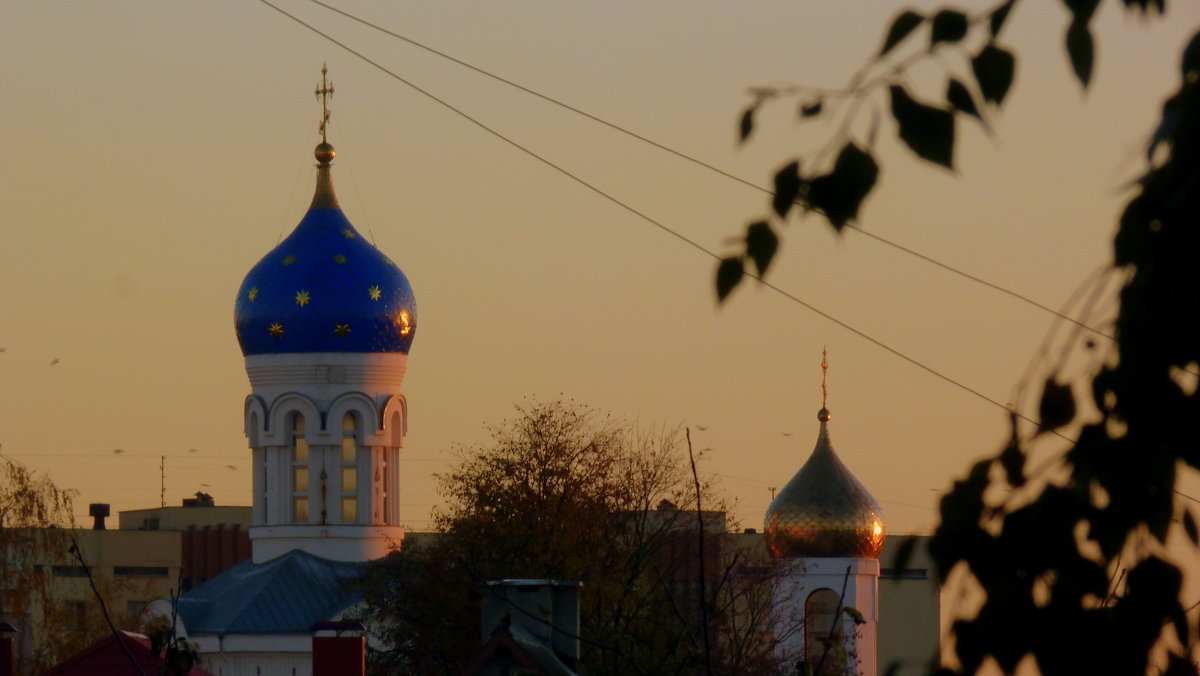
[
  {"x1": 315, "y1": 63, "x2": 335, "y2": 143},
  {"x1": 821, "y1": 347, "x2": 829, "y2": 408}
]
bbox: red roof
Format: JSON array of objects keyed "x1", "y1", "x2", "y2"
[{"x1": 42, "y1": 631, "x2": 214, "y2": 676}]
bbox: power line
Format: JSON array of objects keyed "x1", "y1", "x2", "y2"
[
  {"x1": 303, "y1": 0, "x2": 1113, "y2": 341},
  {"x1": 256, "y1": 0, "x2": 1043, "y2": 430},
  {"x1": 254, "y1": 3, "x2": 1200, "y2": 510},
  {"x1": 3, "y1": 453, "x2": 245, "y2": 460}
]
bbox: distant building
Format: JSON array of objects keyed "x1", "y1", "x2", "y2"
[
  {"x1": 463, "y1": 580, "x2": 581, "y2": 676},
  {"x1": 120, "y1": 494, "x2": 251, "y2": 532},
  {"x1": 120, "y1": 496, "x2": 252, "y2": 590},
  {"x1": 0, "y1": 508, "x2": 178, "y2": 674}
]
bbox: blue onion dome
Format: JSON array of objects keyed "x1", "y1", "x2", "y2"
[
  {"x1": 764, "y1": 407, "x2": 885, "y2": 559},
  {"x1": 234, "y1": 142, "x2": 417, "y2": 356}
]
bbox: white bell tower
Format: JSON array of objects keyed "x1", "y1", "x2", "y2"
[
  {"x1": 764, "y1": 354, "x2": 884, "y2": 675},
  {"x1": 233, "y1": 66, "x2": 418, "y2": 563}
]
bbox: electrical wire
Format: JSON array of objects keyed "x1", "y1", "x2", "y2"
[
  {"x1": 70, "y1": 538, "x2": 148, "y2": 676},
  {"x1": 255, "y1": 0, "x2": 1040, "y2": 430},
  {"x1": 303, "y1": 0, "x2": 1113, "y2": 341},
  {"x1": 255, "y1": 2, "x2": 1200, "y2": 510}
]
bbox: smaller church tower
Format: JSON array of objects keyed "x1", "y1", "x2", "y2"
[
  {"x1": 764, "y1": 354, "x2": 884, "y2": 676},
  {"x1": 233, "y1": 67, "x2": 417, "y2": 563}
]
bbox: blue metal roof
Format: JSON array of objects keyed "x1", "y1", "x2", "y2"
[
  {"x1": 234, "y1": 205, "x2": 417, "y2": 356},
  {"x1": 176, "y1": 550, "x2": 366, "y2": 635}
]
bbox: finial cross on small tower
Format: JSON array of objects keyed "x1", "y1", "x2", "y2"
[
  {"x1": 821, "y1": 347, "x2": 829, "y2": 409},
  {"x1": 315, "y1": 63, "x2": 335, "y2": 143}
]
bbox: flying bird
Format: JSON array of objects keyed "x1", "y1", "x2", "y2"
[
  {"x1": 781, "y1": 432, "x2": 793, "y2": 437},
  {"x1": 225, "y1": 465, "x2": 237, "y2": 470},
  {"x1": 49, "y1": 358, "x2": 60, "y2": 366},
  {"x1": 695, "y1": 425, "x2": 708, "y2": 431},
  {"x1": 113, "y1": 449, "x2": 124, "y2": 454}
]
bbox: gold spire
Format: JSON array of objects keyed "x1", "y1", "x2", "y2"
[
  {"x1": 315, "y1": 63, "x2": 335, "y2": 145},
  {"x1": 310, "y1": 64, "x2": 340, "y2": 209},
  {"x1": 818, "y1": 347, "x2": 831, "y2": 422}
]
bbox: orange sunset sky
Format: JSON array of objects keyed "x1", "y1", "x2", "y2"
[{"x1": 3, "y1": 1, "x2": 1199, "y2": 542}]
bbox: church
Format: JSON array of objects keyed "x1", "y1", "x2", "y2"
[
  {"x1": 148, "y1": 69, "x2": 416, "y2": 676},
  {"x1": 764, "y1": 358, "x2": 888, "y2": 675},
  {"x1": 144, "y1": 70, "x2": 937, "y2": 676}
]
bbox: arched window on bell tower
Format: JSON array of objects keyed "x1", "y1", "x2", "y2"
[
  {"x1": 340, "y1": 412, "x2": 359, "y2": 524},
  {"x1": 805, "y1": 588, "x2": 842, "y2": 675},
  {"x1": 291, "y1": 413, "x2": 310, "y2": 523}
]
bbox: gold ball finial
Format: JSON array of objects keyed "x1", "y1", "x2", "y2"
[
  {"x1": 315, "y1": 142, "x2": 336, "y2": 164},
  {"x1": 817, "y1": 407, "x2": 832, "y2": 422}
]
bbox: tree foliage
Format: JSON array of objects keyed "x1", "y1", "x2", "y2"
[
  {"x1": 0, "y1": 456, "x2": 85, "y2": 673},
  {"x1": 729, "y1": 0, "x2": 1200, "y2": 674},
  {"x1": 361, "y1": 398, "x2": 784, "y2": 675},
  {"x1": 0, "y1": 457, "x2": 160, "y2": 674}
]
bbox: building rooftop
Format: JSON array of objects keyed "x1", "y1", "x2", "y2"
[{"x1": 176, "y1": 549, "x2": 365, "y2": 635}]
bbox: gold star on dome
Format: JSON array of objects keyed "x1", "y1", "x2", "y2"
[
  {"x1": 295, "y1": 290, "x2": 311, "y2": 307},
  {"x1": 283, "y1": 255, "x2": 297, "y2": 266},
  {"x1": 341, "y1": 228, "x2": 356, "y2": 239},
  {"x1": 268, "y1": 322, "x2": 284, "y2": 338},
  {"x1": 368, "y1": 285, "x2": 382, "y2": 301},
  {"x1": 334, "y1": 324, "x2": 351, "y2": 336},
  {"x1": 248, "y1": 287, "x2": 259, "y2": 302},
  {"x1": 333, "y1": 254, "x2": 347, "y2": 264}
]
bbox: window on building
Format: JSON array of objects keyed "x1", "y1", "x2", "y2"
[
  {"x1": 114, "y1": 566, "x2": 169, "y2": 577},
  {"x1": 804, "y1": 588, "x2": 842, "y2": 675},
  {"x1": 341, "y1": 412, "x2": 358, "y2": 523},
  {"x1": 880, "y1": 567, "x2": 928, "y2": 580},
  {"x1": 51, "y1": 566, "x2": 89, "y2": 578},
  {"x1": 292, "y1": 413, "x2": 309, "y2": 523}
]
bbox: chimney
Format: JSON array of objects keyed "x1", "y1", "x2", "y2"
[
  {"x1": 0, "y1": 621, "x2": 17, "y2": 676},
  {"x1": 482, "y1": 580, "x2": 581, "y2": 667},
  {"x1": 311, "y1": 621, "x2": 365, "y2": 676},
  {"x1": 88, "y1": 504, "x2": 110, "y2": 530}
]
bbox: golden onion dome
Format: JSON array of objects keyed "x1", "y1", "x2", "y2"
[{"x1": 764, "y1": 407, "x2": 885, "y2": 559}]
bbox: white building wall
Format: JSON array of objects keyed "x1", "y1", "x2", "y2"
[
  {"x1": 202, "y1": 653, "x2": 309, "y2": 676},
  {"x1": 191, "y1": 634, "x2": 312, "y2": 676},
  {"x1": 774, "y1": 557, "x2": 880, "y2": 676}
]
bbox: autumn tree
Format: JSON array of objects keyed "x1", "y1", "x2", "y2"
[
  {"x1": 0, "y1": 456, "x2": 82, "y2": 673},
  {"x1": 0, "y1": 456, "x2": 161, "y2": 674},
  {"x1": 361, "y1": 398, "x2": 785, "y2": 675},
  {"x1": 728, "y1": 1, "x2": 1200, "y2": 674}
]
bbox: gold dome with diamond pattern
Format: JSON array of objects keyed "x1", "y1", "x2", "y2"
[{"x1": 764, "y1": 360, "x2": 885, "y2": 559}]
